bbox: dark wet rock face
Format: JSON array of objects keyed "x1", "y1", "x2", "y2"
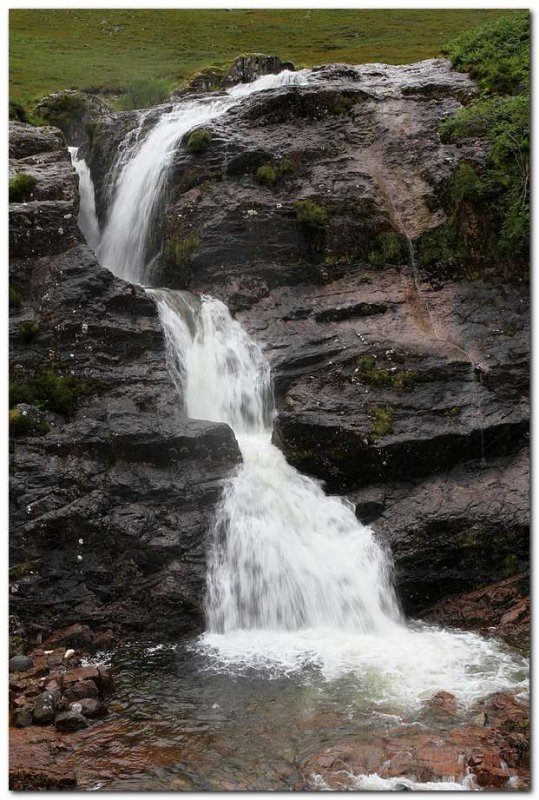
[
  {"x1": 83, "y1": 57, "x2": 528, "y2": 619},
  {"x1": 9, "y1": 121, "x2": 241, "y2": 645},
  {"x1": 10, "y1": 55, "x2": 529, "y2": 637}
]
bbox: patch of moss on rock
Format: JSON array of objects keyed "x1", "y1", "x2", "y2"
[
  {"x1": 186, "y1": 127, "x2": 212, "y2": 154},
  {"x1": 368, "y1": 230, "x2": 408, "y2": 267},
  {"x1": 255, "y1": 157, "x2": 295, "y2": 188},
  {"x1": 164, "y1": 231, "x2": 201, "y2": 267},
  {"x1": 9, "y1": 173, "x2": 37, "y2": 203},
  {"x1": 9, "y1": 371, "x2": 97, "y2": 418},
  {"x1": 294, "y1": 199, "x2": 329, "y2": 233},
  {"x1": 356, "y1": 355, "x2": 418, "y2": 392},
  {"x1": 367, "y1": 406, "x2": 395, "y2": 444},
  {"x1": 9, "y1": 287, "x2": 23, "y2": 309}
]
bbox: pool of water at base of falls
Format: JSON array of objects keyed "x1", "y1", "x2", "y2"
[{"x1": 68, "y1": 631, "x2": 527, "y2": 792}]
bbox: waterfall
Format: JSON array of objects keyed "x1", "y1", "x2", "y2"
[
  {"x1": 89, "y1": 73, "x2": 526, "y2": 708},
  {"x1": 98, "y1": 70, "x2": 309, "y2": 285},
  {"x1": 153, "y1": 291, "x2": 402, "y2": 636},
  {"x1": 68, "y1": 147, "x2": 101, "y2": 251}
]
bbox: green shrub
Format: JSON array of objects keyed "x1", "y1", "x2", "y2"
[
  {"x1": 186, "y1": 127, "x2": 212, "y2": 154},
  {"x1": 9, "y1": 101, "x2": 46, "y2": 126},
  {"x1": 9, "y1": 101, "x2": 29, "y2": 122},
  {"x1": 9, "y1": 408, "x2": 49, "y2": 436},
  {"x1": 40, "y1": 93, "x2": 87, "y2": 135},
  {"x1": 256, "y1": 164, "x2": 278, "y2": 187},
  {"x1": 368, "y1": 231, "x2": 407, "y2": 266},
  {"x1": 9, "y1": 409, "x2": 34, "y2": 436},
  {"x1": 368, "y1": 406, "x2": 395, "y2": 443},
  {"x1": 294, "y1": 199, "x2": 329, "y2": 233},
  {"x1": 9, "y1": 173, "x2": 36, "y2": 203},
  {"x1": 9, "y1": 287, "x2": 22, "y2": 309},
  {"x1": 17, "y1": 320, "x2": 40, "y2": 342},
  {"x1": 118, "y1": 77, "x2": 170, "y2": 111},
  {"x1": 164, "y1": 232, "x2": 201, "y2": 267},
  {"x1": 9, "y1": 370, "x2": 95, "y2": 418},
  {"x1": 440, "y1": 13, "x2": 529, "y2": 260},
  {"x1": 442, "y1": 12, "x2": 529, "y2": 95},
  {"x1": 255, "y1": 158, "x2": 295, "y2": 188}
]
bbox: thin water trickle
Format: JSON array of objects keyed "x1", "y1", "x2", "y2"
[{"x1": 68, "y1": 146, "x2": 101, "y2": 250}]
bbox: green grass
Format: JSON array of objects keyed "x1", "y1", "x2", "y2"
[
  {"x1": 439, "y1": 12, "x2": 529, "y2": 261},
  {"x1": 9, "y1": 173, "x2": 36, "y2": 203},
  {"x1": 9, "y1": 9, "x2": 514, "y2": 104}
]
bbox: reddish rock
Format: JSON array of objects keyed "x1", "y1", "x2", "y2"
[
  {"x1": 58, "y1": 665, "x2": 100, "y2": 688},
  {"x1": 65, "y1": 679, "x2": 99, "y2": 702},
  {"x1": 9, "y1": 767, "x2": 77, "y2": 790},
  {"x1": 42, "y1": 623, "x2": 95, "y2": 651},
  {"x1": 96, "y1": 664, "x2": 114, "y2": 694},
  {"x1": 421, "y1": 690, "x2": 459, "y2": 720},
  {"x1": 469, "y1": 753, "x2": 510, "y2": 788},
  {"x1": 423, "y1": 575, "x2": 530, "y2": 647}
]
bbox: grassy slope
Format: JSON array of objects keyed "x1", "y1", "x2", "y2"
[{"x1": 10, "y1": 8, "x2": 513, "y2": 102}]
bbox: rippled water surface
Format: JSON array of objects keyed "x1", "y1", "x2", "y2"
[{"x1": 66, "y1": 635, "x2": 527, "y2": 791}]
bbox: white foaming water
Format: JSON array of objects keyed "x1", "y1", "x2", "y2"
[
  {"x1": 98, "y1": 70, "x2": 309, "y2": 284},
  {"x1": 153, "y1": 291, "x2": 528, "y2": 711},
  {"x1": 311, "y1": 771, "x2": 477, "y2": 791},
  {"x1": 68, "y1": 146, "x2": 101, "y2": 251}
]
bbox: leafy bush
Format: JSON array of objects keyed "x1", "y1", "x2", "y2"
[
  {"x1": 9, "y1": 371, "x2": 95, "y2": 418},
  {"x1": 294, "y1": 199, "x2": 329, "y2": 233},
  {"x1": 442, "y1": 12, "x2": 529, "y2": 95},
  {"x1": 39, "y1": 93, "x2": 87, "y2": 136},
  {"x1": 440, "y1": 13, "x2": 529, "y2": 260},
  {"x1": 368, "y1": 231, "x2": 407, "y2": 266},
  {"x1": 9, "y1": 408, "x2": 49, "y2": 437},
  {"x1": 255, "y1": 158, "x2": 295, "y2": 188},
  {"x1": 9, "y1": 173, "x2": 36, "y2": 203},
  {"x1": 186, "y1": 127, "x2": 212, "y2": 154},
  {"x1": 118, "y1": 77, "x2": 170, "y2": 111},
  {"x1": 9, "y1": 101, "x2": 46, "y2": 126},
  {"x1": 164, "y1": 232, "x2": 201, "y2": 267},
  {"x1": 17, "y1": 320, "x2": 40, "y2": 342}
]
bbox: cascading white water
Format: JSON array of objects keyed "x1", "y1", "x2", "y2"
[
  {"x1": 153, "y1": 289, "x2": 527, "y2": 708},
  {"x1": 90, "y1": 69, "x2": 527, "y2": 715},
  {"x1": 154, "y1": 291, "x2": 402, "y2": 636},
  {"x1": 68, "y1": 146, "x2": 101, "y2": 251},
  {"x1": 98, "y1": 70, "x2": 309, "y2": 284}
]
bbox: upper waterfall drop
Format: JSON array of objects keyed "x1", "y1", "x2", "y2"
[{"x1": 98, "y1": 69, "x2": 309, "y2": 285}]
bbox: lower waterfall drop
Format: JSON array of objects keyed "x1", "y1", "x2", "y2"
[{"x1": 154, "y1": 290, "x2": 527, "y2": 708}]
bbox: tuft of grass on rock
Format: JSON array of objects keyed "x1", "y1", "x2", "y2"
[
  {"x1": 9, "y1": 370, "x2": 96, "y2": 418},
  {"x1": 186, "y1": 127, "x2": 212, "y2": 154},
  {"x1": 9, "y1": 173, "x2": 37, "y2": 203},
  {"x1": 294, "y1": 198, "x2": 329, "y2": 233},
  {"x1": 368, "y1": 406, "x2": 395, "y2": 443}
]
